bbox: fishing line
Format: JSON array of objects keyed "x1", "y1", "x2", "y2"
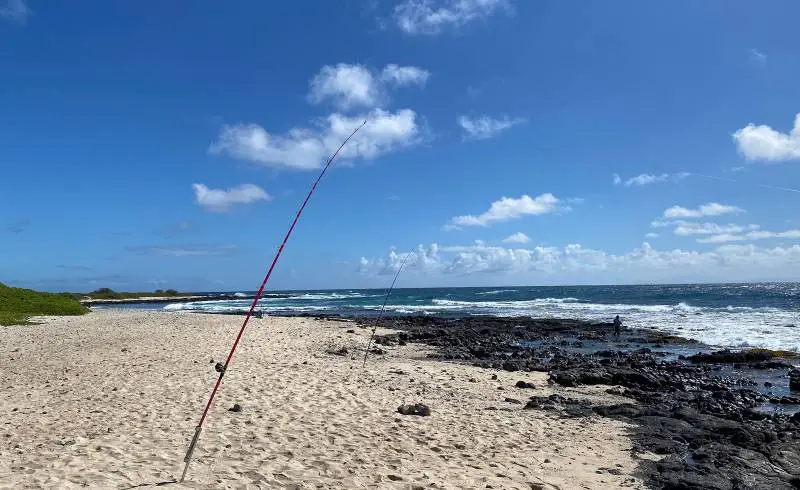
[{"x1": 362, "y1": 251, "x2": 412, "y2": 369}]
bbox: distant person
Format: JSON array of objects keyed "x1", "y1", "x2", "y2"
[{"x1": 613, "y1": 315, "x2": 622, "y2": 336}]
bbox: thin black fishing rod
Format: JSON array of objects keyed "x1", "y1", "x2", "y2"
[
  {"x1": 179, "y1": 120, "x2": 367, "y2": 484},
  {"x1": 362, "y1": 252, "x2": 412, "y2": 369}
]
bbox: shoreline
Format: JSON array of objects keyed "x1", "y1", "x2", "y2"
[
  {"x1": 357, "y1": 314, "x2": 800, "y2": 489},
  {"x1": 0, "y1": 310, "x2": 649, "y2": 489}
]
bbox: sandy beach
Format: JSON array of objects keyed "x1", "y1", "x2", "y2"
[{"x1": 0, "y1": 310, "x2": 648, "y2": 489}]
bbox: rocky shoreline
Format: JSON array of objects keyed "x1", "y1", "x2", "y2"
[{"x1": 349, "y1": 315, "x2": 800, "y2": 490}]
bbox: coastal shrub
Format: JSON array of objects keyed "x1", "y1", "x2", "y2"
[
  {"x1": 84, "y1": 288, "x2": 183, "y2": 299},
  {"x1": 0, "y1": 282, "x2": 88, "y2": 325}
]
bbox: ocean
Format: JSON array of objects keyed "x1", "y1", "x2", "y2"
[{"x1": 99, "y1": 283, "x2": 800, "y2": 351}]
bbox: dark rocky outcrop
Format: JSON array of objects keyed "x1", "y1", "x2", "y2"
[
  {"x1": 352, "y1": 315, "x2": 800, "y2": 489},
  {"x1": 790, "y1": 369, "x2": 800, "y2": 392},
  {"x1": 688, "y1": 348, "x2": 798, "y2": 364}
]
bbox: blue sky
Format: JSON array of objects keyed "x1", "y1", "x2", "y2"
[{"x1": 2, "y1": 0, "x2": 800, "y2": 292}]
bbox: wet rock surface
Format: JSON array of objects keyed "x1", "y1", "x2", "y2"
[{"x1": 352, "y1": 315, "x2": 800, "y2": 490}]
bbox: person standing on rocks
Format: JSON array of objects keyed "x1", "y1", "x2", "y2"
[{"x1": 613, "y1": 315, "x2": 622, "y2": 336}]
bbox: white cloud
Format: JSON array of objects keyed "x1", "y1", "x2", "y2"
[
  {"x1": 308, "y1": 64, "x2": 379, "y2": 110},
  {"x1": 748, "y1": 229, "x2": 800, "y2": 240},
  {"x1": 502, "y1": 232, "x2": 530, "y2": 244},
  {"x1": 748, "y1": 48, "x2": 767, "y2": 63},
  {"x1": 663, "y1": 203, "x2": 744, "y2": 219},
  {"x1": 308, "y1": 63, "x2": 429, "y2": 110},
  {"x1": 192, "y1": 183, "x2": 270, "y2": 212},
  {"x1": 448, "y1": 193, "x2": 562, "y2": 228},
  {"x1": 699, "y1": 228, "x2": 800, "y2": 244},
  {"x1": 697, "y1": 234, "x2": 747, "y2": 244},
  {"x1": 613, "y1": 172, "x2": 690, "y2": 187},
  {"x1": 0, "y1": 0, "x2": 31, "y2": 23},
  {"x1": 645, "y1": 232, "x2": 659, "y2": 238},
  {"x1": 394, "y1": 0, "x2": 510, "y2": 35},
  {"x1": 671, "y1": 221, "x2": 758, "y2": 236},
  {"x1": 457, "y1": 115, "x2": 525, "y2": 140},
  {"x1": 733, "y1": 113, "x2": 800, "y2": 162},
  {"x1": 359, "y1": 243, "x2": 444, "y2": 275},
  {"x1": 210, "y1": 108, "x2": 422, "y2": 170},
  {"x1": 359, "y1": 241, "x2": 800, "y2": 283},
  {"x1": 380, "y1": 64, "x2": 431, "y2": 87}
]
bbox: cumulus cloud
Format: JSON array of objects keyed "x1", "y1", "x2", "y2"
[
  {"x1": 448, "y1": 193, "x2": 562, "y2": 228},
  {"x1": 663, "y1": 203, "x2": 744, "y2": 219},
  {"x1": 308, "y1": 63, "x2": 429, "y2": 110},
  {"x1": 0, "y1": 0, "x2": 31, "y2": 24},
  {"x1": 192, "y1": 183, "x2": 270, "y2": 212},
  {"x1": 380, "y1": 64, "x2": 431, "y2": 87},
  {"x1": 457, "y1": 115, "x2": 525, "y2": 140},
  {"x1": 210, "y1": 109, "x2": 421, "y2": 170},
  {"x1": 358, "y1": 243, "x2": 444, "y2": 275},
  {"x1": 612, "y1": 172, "x2": 690, "y2": 187},
  {"x1": 733, "y1": 113, "x2": 800, "y2": 162},
  {"x1": 393, "y1": 0, "x2": 510, "y2": 35},
  {"x1": 359, "y1": 241, "x2": 800, "y2": 282},
  {"x1": 502, "y1": 232, "x2": 530, "y2": 244},
  {"x1": 308, "y1": 64, "x2": 379, "y2": 109}
]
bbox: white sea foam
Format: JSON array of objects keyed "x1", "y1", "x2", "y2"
[
  {"x1": 161, "y1": 295, "x2": 800, "y2": 351},
  {"x1": 284, "y1": 292, "x2": 379, "y2": 300},
  {"x1": 475, "y1": 289, "x2": 518, "y2": 295}
]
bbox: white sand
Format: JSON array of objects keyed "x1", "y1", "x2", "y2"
[{"x1": 0, "y1": 310, "x2": 648, "y2": 489}]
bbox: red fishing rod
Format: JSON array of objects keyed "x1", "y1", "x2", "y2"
[{"x1": 179, "y1": 120, "x2": 367, "y2": 483}]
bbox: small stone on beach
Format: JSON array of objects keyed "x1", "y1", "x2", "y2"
[
  {"x1": 229, "y1": 404, "x2": 242, "y2": 413},
  {"x1": 397, "y1": 403, "x2": 431, "y2": 417}
]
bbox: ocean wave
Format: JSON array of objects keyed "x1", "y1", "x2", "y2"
[
  {"x1": 285, "y1": 292, "x2": 380, "y2": 301},
  {"x1": 431, "y1": 297, "x2": 582, "y2": 308},
  {"x1": 475, "y1": 289, "x2": 518, "y2": 295},
  {"x1": 164, "y1": 302, "x2": 332, "y2": 313},
  {"x1": 158, "y1": 293, "x2": 800, "y2": 351}
]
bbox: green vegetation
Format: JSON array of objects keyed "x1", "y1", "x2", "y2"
[
  {"x1": 79, "y1": 288, "x2": 180, "y2": 300},
  {"x1": 0, "y1": 282, "x2": 88, "y2": 326}
]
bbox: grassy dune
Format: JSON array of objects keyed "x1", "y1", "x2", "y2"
[{"x1": 0, "y1": 283, "x2": 88, "y2": 325}]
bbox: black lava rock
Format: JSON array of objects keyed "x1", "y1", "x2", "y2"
[
  {"x1": 790, "y1": 369, "x2": 800, "y2": 392},
  {"x1": 397, "y1": 403, "x2": 431, "y2": 417}
]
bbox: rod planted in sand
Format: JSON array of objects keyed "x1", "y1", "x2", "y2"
[
  {"x1": 361, "y1": 252, "x2": 412, "y2": 369},
  {"x1": 179, "y1": 120, "x2": 367, "y2": 483}
]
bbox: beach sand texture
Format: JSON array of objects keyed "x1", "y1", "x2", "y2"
[{"x1": 0, "y1": 310, "x2": 648, "y2": 489}]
